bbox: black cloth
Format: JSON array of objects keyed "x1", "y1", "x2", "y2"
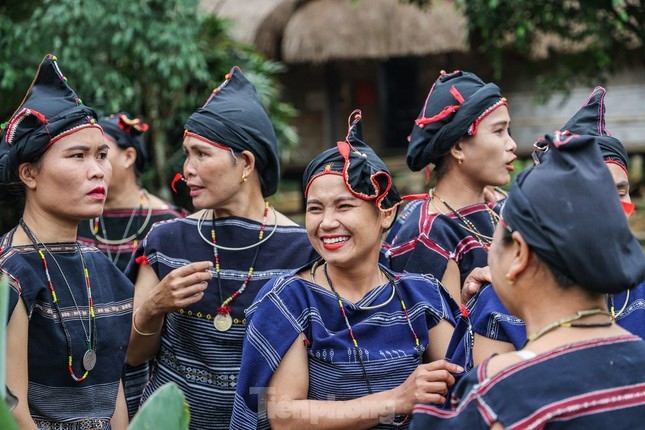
[
  {"x1": 407, "y1": 70, "x2": 505, "y2": 170},
  {"x1": 0, "y1": 54, "x2": 98, "y2": 202},
  {"x1": 502, "y1": 132, "x2": 645, "y2": 294},
  {"x1": 98, "y1": 112, "x2": 149, "y2": 175},
  {"x1": 303, "y1": 110, "x2": 401, "y2": 211},
  {"x1": 184, "y1": 66, "x2": 280, "y2": 197},
  {"x1": 560, "y1": 86, "x2": 628, "y2": 168}
]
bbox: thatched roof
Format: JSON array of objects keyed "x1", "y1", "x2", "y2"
[
  {"x1": 200, "y1": 0, "x2": 300, "y2": 59},
  {"x1": 203, "y1": 0, "x2": 469, "y2": 64},
  {"x1": 282, "y1": 0, "x2": 468, "y2": 63}
]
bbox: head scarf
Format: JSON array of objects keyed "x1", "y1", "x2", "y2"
[
  {"x1": 406, "y1": 70, "x2": 507, "y2": 171},
  {"x1": 0, "y1": 54, "x2": 99, "y2": 202},
  {"x1": 562, "y1": 87, "x2": 628, "y2": 172},
  {"x1": 502, "y1": 131, "x2": 645, "y2": 294},
  {"x1": 98, "y1": 112, "x2": 149, "y2": 175},
  {"x1": 184, "y1": 66, "x2": 280, "y2": 197},
  {"x1": 303, "y1": 109, "x2": 401, "y2": 211}
]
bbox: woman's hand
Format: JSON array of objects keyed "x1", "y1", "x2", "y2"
[
  {"x1": 461, "y1": 266, "x2": 491, "y2": 305},
  {"x1": 392, "y1": 359, "x2": 464, "y2": 412},
  {"x1": 146, "y1": 261, "x2": 213, "y2": 316},
  {"x1": 127, "y1": 260, "x2": 213, "y2": 365}
]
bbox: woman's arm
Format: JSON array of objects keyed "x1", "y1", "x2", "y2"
[
  {"x1": 126, "y1": 261, "x2": 212, "y2": 365},
  {"x1": 473, "y1": 334, "x2": 515, "y2": 366},
  {"x1": 266, "y1": 335, "x2": 462, "y2": 430},
  {"x1": 426, "y1": 319, "x2": 456, "y2": 363},
  {"x1": 110, "y1": 381, "x2": 129, "y2": 429},
  {"x1": 7, "y1": 299, "x2": 38, "y2": 429},
  {"x1": 441, "y1": 260, "x2": 461, "y2": 304}
]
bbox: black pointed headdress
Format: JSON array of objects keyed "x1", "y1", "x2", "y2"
[
  {"x1": 503, "y1": 131, "x2": 645, "y2": 294},
  {"x1": 560, "y1": 86, "x2": 628, "y2": 170},
  {"x1": 0, "y1": 54, "x2": 99, "y2": 202},
  {"x1": 184, "y1": 66, "x2": 280, "y2": 197}
]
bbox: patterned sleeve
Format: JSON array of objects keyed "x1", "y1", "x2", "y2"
[{"x1": 469, "y1": 285, "x2": 526, "y2": 350}]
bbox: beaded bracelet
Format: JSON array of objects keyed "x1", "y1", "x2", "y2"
[{"x1": 132, "y1": 307, "x2": 161, "y2": 336}]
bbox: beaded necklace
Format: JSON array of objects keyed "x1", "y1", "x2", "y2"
[
  {"x1": 210, "y1": 202, "x2": 269, "y2": 331},
  {"x1": 322, "y1": 262, "x2": 420, "y2": 427},
  {"x1": 429, "y1": 188, "x2": 499, "y2": 250},
  {"x1": 310, "y1": 259, "x2": 397, "y2": 311},
  {"x1": 196, "y1": 204, "x2": 278, "y2": 251},
  {"x1": 90, "y1": 189, "x2": 152, "y2": 246},
  {"x1": 522, "y1": 308, "x2": 612, "y2": 348},
  {"x1": 20, "y1": 219, "x2": 97, "y2": 382},
  {"x1": 609, "y1": 290, "x2": 630, "y2": 321}
]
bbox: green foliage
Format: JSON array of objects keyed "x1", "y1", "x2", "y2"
[
  {"x1": 0, "y1": 382, "x2": 190, "y2": 430},
  {"x1": 0, "y1": 0, "x2": 298, "y2": 211},
  {"x1": 406, "y1": 0, "x2": 645, "y2": 99},
  {"x1": 0, "y1": 274, "x2": 18, "y2": 429},
  {"x1": 0, "y1": 399, "x2": 18, "y2": 430},
  {"x1": 129, "y1": 382, "x2": 190, "y2": 430}
]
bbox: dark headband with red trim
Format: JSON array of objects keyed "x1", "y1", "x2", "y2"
[
  {"x1": 303, "y1": 110, "x2": 401, "y2": 211},
  {"x1": 406, "y1": 70, "x2": 507, "y2": 171}
]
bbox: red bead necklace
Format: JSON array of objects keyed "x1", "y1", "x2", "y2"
[
  {"x1": 321, "y1": 261, "x2": 420, "y2": 426},
  {"x1": 20, "y1": 219, "x2": 97, "y2": 382},
  {"x1": 211, "y1": 202, "x2": 269, "y2": 331}
]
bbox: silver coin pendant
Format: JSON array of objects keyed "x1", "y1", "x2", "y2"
[{"x1": 83, "y1": 349, "x2": 97, "y2": 371}]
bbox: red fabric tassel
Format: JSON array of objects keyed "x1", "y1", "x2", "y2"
[
  {"x1": 459, "y1": 303, "x2": 470, "y2": 318},
  {"x1": 135, "y1": 255, "x2": 149, "y2": 266},
  {"x1": 171, "y1": 173, "x2": 184, "y2": 193}
]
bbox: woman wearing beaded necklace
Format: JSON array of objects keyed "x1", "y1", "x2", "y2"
[
  {"x1": 124, "y1": 66, "x2": 317, "y2": 429},
  {"x1": 76, "y1": 111, "x2": 188, "y2": 420},
  {"x1": 465, "y1": 86, "x2": 645, "y2": 366},
  {"x1": 0, "y1": 55, "x2": 133, "y2": 429},
  {"x1": 381, "y1": 70, "x2": 517, "y2": 306},
  {"x1": 410, "y1": 130, "x2": 645, "y2": 428},
  {"x1": 77, "y1": 112, "x2": 188, "y2": 272},
  {"x1": 231, "y1": 110, "x2": 463, "y2": 430}
]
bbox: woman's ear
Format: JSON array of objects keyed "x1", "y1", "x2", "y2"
[
  {"x1": 240, "y1": 150, "x2": 257, "y2": 177},
  {"x1": 506, "y1": 231, "x2": 530, "y2": 282},
  {"x1": 18, "y1": 162, "x2": 38, "y2": 190},
  {"x1": 123, "y1": 147, "x2": 138, "y2": 170},
  {"x1": 450, "y1": 141, "x2": 465, "y2": 164},
  {"x1": 381, "y1": 206, "x2": 398, "y2": 231}
]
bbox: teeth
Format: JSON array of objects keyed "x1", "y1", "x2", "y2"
[{"x1": 323, "y1": 237, "x2": 349, "y2": 244}]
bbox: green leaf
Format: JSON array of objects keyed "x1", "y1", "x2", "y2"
[
  {"x1": 128, "y1": 382, "x2": 190, "y2": 430},
  {"x1": 0, "y1": 399, "x2": 18, "y2": 430}
]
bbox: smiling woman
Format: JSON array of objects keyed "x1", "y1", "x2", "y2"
[
  {"x1": 231, "y1": 110, "x2": 462, "y2": 430},
  {"x1": 0, "y1": 54, "x2": 133, "y2": 429}
]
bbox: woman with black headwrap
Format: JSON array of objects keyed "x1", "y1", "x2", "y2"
[
  {"x1": 465, "y1": 86, "x2": 645, "y2": 365},
  {"x1": 0, "y1": 55, "x2": 132, "y2": 428},
  {"x1": 381, "y1": 70, "x2": 517, "y2": 305},
  {"x1": 124, "y1": 66, "x2": 318, "y2": 429},
  {"x1": 77, "y1": 112, "x2": 188, "y2": 272},
  {"x1": 411, "y1": 127, "x2": 645, "y2": 428},
  {"x1": 230, "y1": 110, "x2": 463, "y2": 430}
]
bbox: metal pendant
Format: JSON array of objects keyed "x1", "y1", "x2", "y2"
[
  {"x1": 83, "y1": 349, "x2": 97, "y2": 371},
  {"x1": 214, "y1": 313, "x2": 233, "y2": 332}
]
